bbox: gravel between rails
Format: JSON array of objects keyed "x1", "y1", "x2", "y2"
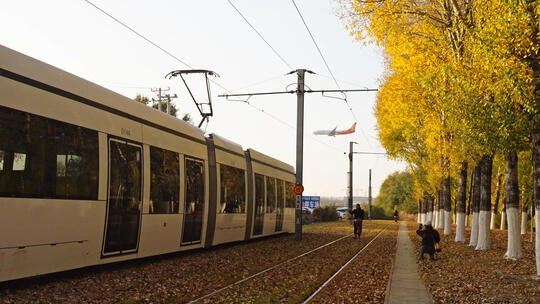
[
  {"x1": 307, "y1": 222, "x2": 398, "y2": 304},
  {"x1": 195, "y1": 221, "x2": 394, "y2": 304},
  {"x1": 0, "y1": 221, "x2": 364, "y2": 304}
]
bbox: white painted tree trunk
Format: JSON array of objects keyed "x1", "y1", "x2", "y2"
[
  {"x1": 535, "y1": 207, "x2": 540, "y2": 278},
  {"x1": 504, "y1": 207, "x2": 522, "y2": 259},
  {"x1": 444, "y1": 210, "x2": 452, "y2": 235},
  {"x1": 490, "y1": 212, "x2": 497, "y2": 229},
  {"x1": 469, "y1": 212, "x2": 479, "y2": 247},
  {"x1": 455, "y1": 212, "x2": 466, "y2": 242},
  {"x1": 476, "y1": 210, "x2": 491, "y2": 250},
  {"x1": 500, "y1": 211, "x2": 506, "y2": 230},
  {"x1": 434, "y1": 210, "x2": 439, "y2": 228},
  {"x1": 521, "y1": 211, "x2": 528, "y2": 234},
  {"x1": 424, "y1": 211, "x2": 433, "y2": 225},
  {"x1": 437, "y1": 210, "x2": 445, "y2": 230},
  {"x1": 417, "y1": 213, "x2": 423, "y2": 223}
]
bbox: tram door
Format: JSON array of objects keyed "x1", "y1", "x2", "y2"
[
  {"x1": 275, "y1": 180, "x2": 284, "y2": 232},
  {"x1": 253, "y1": 174, "x2": 265, "y2": 235},
  {"x1": 181, "y1": 158, "x2": 205, "y2": 245},
  {"x1": 103, "y1": 139, "x2": 142, "y2": 255}
]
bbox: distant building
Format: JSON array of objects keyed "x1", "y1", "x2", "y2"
[{"x1": 320, "y1": 196, "x2": 369, "y2": 207}]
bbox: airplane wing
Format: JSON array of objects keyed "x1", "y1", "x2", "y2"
[{"x1": 329, "y1": 126, "x2": 337, "y2": 137}]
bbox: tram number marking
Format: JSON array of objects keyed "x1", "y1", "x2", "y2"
[
  {"x1": 295, "y1": 195, "x2": 302, "y2": 209},
  {"x1": 121, "y1": 128, "x2": 131, "y2": 136}
]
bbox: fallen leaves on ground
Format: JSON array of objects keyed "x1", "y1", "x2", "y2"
[
  {"x1": 308, "y1": 223, "x2": 398, "y2": 304},
  {"x1": 407, "y1": 222, "x2": 540, "y2": 304},
  {"x1": 0, "y1": 220, "x2": 394, "y2": 304},
  {"x1": 198, "y1": 221, "x2": 396, "y2": 304}
]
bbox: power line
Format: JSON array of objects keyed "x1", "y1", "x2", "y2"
[
  {"x1": 290, "y1": 0, "x2": 373, "y2": 149},
  {"x1": 290, "y1": 0, "x2": 344, "y2": 97},
  {"x1": 227, "y1": 0, "x2": 293, "y2": 70},
  {"x1": 83, "y1": 0, "x2": 191, "y2": 68},
  {"x1": 238, "y1": 100, "x2": 346, "y2": 154},
  {"x1": 234, "y1": 74, "x2": 286, "y2": 91},
  {"x1": 82, "y1": 0, "x2": 232, "y2": 94},
  {"x1": 81, "y1": 0, "x2": 345, "y2": 153}
]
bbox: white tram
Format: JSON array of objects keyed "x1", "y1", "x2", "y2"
[{"x1": 0, "y1": 45, "x2": 296, "y2": 282}]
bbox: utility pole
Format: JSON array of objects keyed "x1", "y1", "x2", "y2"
[
  {"x1": 164, "y1": 93, "x2": 178, "y2": 115},
  {"x1": 218, "y1": 71, "x2": 377, "y2": 241},
  {"x1": 348, "y1": 142, "x2": 357, "y2": 211},
  {"x1": 151, "y1": 87, "x2": 170, "y2": 113},
  {"x1": 369, "y1": 169, "x2": 372, "y2": 219},
  {"x1": 295, "y1": 69, "x2": 306, "y2": 241},
  {"x1": 349, "y1": 149, "x2": 386, "y2": 219}
]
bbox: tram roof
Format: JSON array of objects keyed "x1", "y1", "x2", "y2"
[
  {"x1": 0, "y1": 44, "x2": 206, "y2": 143},
  {"x1": 248, "y1": 148, "x2": 295, "y2": 175},
  {"x1": 210, "y1": 133, "x2": 245, "y2": 156}
]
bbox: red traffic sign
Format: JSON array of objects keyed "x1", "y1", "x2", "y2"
[{"x1": 293, "y1": 184, "x2": 304, "y2": 195}]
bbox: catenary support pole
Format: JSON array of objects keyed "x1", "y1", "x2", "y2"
[
  {"x1": 369, "y1": 169, "x2": 372, "y2": 219},
  {"x1": 348, "y1": 142, "x2": 354, "y2": 211},
  {"x1": 295, "y1": 69, "x2": 306, "y2": 241}
]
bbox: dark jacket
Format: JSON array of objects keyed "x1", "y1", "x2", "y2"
[
  {"x1": 416, "y1": 226, "x2": 440, "y2": 247},
  {"x1": 350, "y1": 208, "x2": 365, "y2": 220}
]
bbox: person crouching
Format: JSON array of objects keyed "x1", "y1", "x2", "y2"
[{"x1": 416, "y1": 222, "x2": 441, "y2": 260}]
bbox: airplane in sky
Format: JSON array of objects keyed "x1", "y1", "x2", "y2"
[{"x1": 313, "y1": 122, "x2": 357, "y2": 136}]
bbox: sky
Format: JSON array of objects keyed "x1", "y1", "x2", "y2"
[{"x1": 0, "y1": 0, "x2": 406, "y2": 198}]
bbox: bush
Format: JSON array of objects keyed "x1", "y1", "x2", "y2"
[
  {"x1": 302, "y1": 213, "x2": 314, "y2": 225},
  {"x1": 312, "y1": 206, "x2": 339, "y2": 222},
  {"x1": 370, "y1": 205, "x2": 391, "y2": 219}
]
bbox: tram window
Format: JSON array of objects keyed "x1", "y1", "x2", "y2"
[
  {"x1": 254, "y1": 173, "x2": 265, "y2": 214},
  {"x1": 266, "y1": 176, "x2": 276, "y2": 213},
  {"x1": 285, "y1": 181, "x2": 295, "y2": 208},
  {"x1": 0, "y1": 105, "x2": 98, "y2": 199},
  {"x1": 276, "y1": 179, "x2": 284, "y2": 209},
  {"x1": 149, "y1": 146, "x2": 180, "y2": 214},
  {"x1": 184, "y1": 158, "x2": 204, "y2": 215},
  {"x1": 219, "y1": 164, "x2": 246, "y2": 213},
  {"x1": 12, "y1": 153, "x2": 26, "y2": 171},
  {"x1": 53, "y1": 121, "x2": 98, "y2": 199}
]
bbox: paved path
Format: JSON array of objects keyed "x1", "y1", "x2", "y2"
[{"x1": 385, "y1": 221, "x2": 433, "y2": 304}]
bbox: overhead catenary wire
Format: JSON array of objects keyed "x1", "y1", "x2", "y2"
[
  {"x1": 82, "y1": 0, "x2": 191, "y2": 68},
  {"x1": 82, "y1": 0, "x2": 232, "y2": 94},
  {"x1": 226, "y1": 0, "x2": 293, "y2": 70},
  {"x1": 81, "y1": 0, "x2": 346, "y2": 153},
  {"x1": 290, "y1": 0, "x2": 374, "y2": 149},
  {"x1": 239, "y1": 100, "x2": 346, "y2": 154}
]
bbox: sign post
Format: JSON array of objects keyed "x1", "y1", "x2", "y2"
[
  {"x1": 294, "y1": 69, "x2": 306, "y2": 241},
  {"x1": 294, "y1": 183, "x2": 304, "y2": 240},
  {"x1": 302, "y1": 196, "x2": 321, "y2": 209}
]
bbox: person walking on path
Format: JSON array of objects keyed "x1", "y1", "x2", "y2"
[
  {"x1": 416, "y1": 222, "x2": 441, "y2": 260},
  {"x1": 393, "y1": 209, "x2": 399, "y2": 222},
  {"x1": 350, "y1": 203, "x2": 365, "y2": 239}
]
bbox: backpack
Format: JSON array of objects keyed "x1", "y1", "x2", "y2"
[{"x1": 423, "y1": 230, "x2": 434, "y2": 245}]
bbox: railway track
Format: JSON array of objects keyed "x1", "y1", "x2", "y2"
[
  {"x1": 302, "y1": 224, "x2": 390, "y2": 303},
  {"x1": 187, "y1": 223, "x2": 391, "y2": 304}
]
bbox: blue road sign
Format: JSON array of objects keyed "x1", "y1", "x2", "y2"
[{"x1": 302, "y1": 196, "x2": 320, "y2": 209}]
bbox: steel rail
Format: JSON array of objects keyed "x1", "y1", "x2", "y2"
[
  {"x1": 302, "y1": 224, "x2": 391, "y2": 303},
  {"x1": 186, "y1": 232, "x2": 354, "y2": 303}
]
